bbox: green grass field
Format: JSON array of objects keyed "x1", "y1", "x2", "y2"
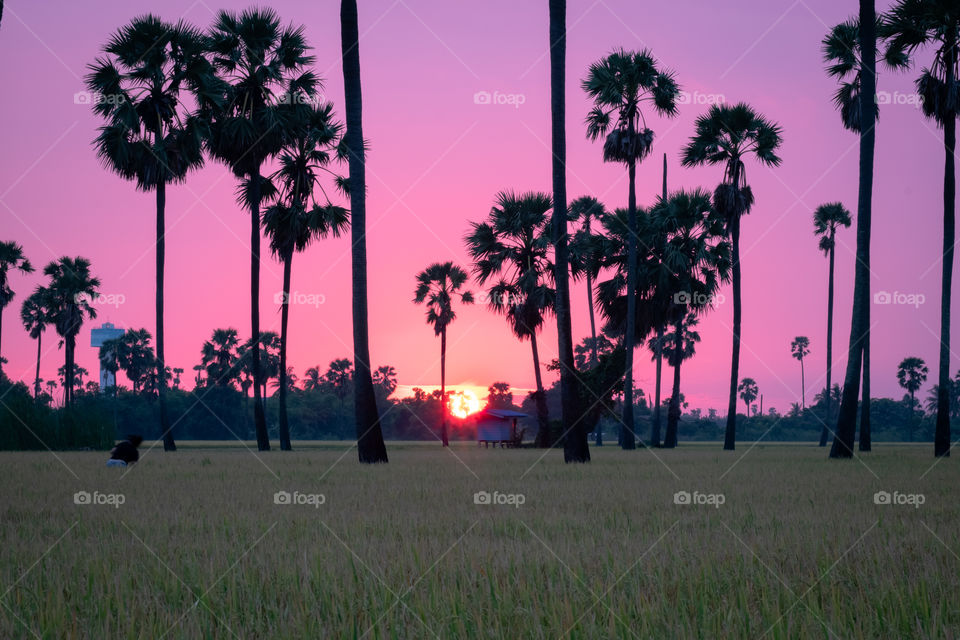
[{"x1": 1, "y1": 442, "x2": 957, "y2": 639}]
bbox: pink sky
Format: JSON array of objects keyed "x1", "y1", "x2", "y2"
[{"x1": 0, "y1": 0, "x2": 952, "y2": 414}]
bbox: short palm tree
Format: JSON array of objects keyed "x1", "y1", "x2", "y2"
[
  {"x1": 86, "y1": 15, "x2": 219, "y2": 450},
  {"x1": 466, "y1": 191, "x2": 555, "y2": 447},
  {"x1": 884, "y1": 0, "x2": 960, "y2": 457},
  {"x1": 738, "y1": 377, "x2": 759, "y2": 416},
  {"x1": 206, "y1": 7, "x2": 318, "y2": 452},
  {"x1": 649, "y1": 189, "x2": 730, "y2": 447},
  {"x1": 43, "y1": 257, "x2": 100, "y2": 407},
  {"x1": 813, "y1": 202, "x2": 852, "y2": 444},
  {"x1": 20, "y1": 286, "x2": 50, "y2": 397},
  {"x1": 681, "y1": 103, "x2": 783, "y2": 450},
  {"x1": 263, "y1": 102, "x2": 350, "y2": 451},
  {"x1": 414, "y1": 262, "x2": 474, "y2": 447},
  {"x1": 897, "y1": 356, "x2": 928, "y2": 441},
  {"x1": 0, "y1": 240, "x2": 33, "y2": 372},
  {"x1": 302, "y1": 366, "x2": 322, "y2": 391},
  {"x1": 201, "y1": 328, "x2": 241, "y2": 388},
  {"x1": 583, "y1": 48, "x2": 680, "y2": 450},
  {"x1": 790, "y1": 336, "x2": 811, "y2": 409}
]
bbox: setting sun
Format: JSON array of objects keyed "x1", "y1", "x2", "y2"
[{"x1": 448, "y1": 390, "x2": 481, "y2": 419}]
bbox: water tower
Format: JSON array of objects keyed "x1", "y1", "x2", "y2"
[{"x1": 90, "y1": 322, "x2": 124, "y2": 391}]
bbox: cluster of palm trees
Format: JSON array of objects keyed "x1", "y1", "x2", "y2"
[
  {"x1": 80, "y1": 6, "x2": 387, "y2": 459},
  {"x1": 1, "y1": 1, "x2": 955, "y2": 462},
  {"x1": 0, "y1": 248, "x2": 101, "y2": 407}
]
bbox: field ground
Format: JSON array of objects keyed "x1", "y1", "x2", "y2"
[{"x1": 1, "y1": 442, "x2": 958, "y2": 638}]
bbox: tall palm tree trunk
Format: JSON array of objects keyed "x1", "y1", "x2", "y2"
[
  {"x1": 34, "y1": 334, "x2": 41, "y2": 397},
  {"x1": 652, "y1": 153, "x2": 667, "y2": 447},
  {"x1": 859, "y1": 333, "x2": 872, "y2": 450},
  {"x1": 664, "y1": 315, "x2": 684, "y2": 448},
  {"x1": 820, "y1": 236, "x2": 836, "y2": 446},
  {"x1": 800, "y1": 357, "x2": 805, "y2": 409},
  {"x1": 935, "y1": 36, "x2": 956, "y2": 458},
  {"x1": 342, "y1": 0, "x2": 388, "y2": 463},
  {"x1": 156, "y1": 179, "x2": 175, "y2": 451},
  {"x1": 249, "y1": 171, "x2": 269, "y2": 451},
  {"x1": 440, "y1": 327, "x2": 448, "y2": 447},
  {"x1": 622, "y1": 156, "x2": 638, "y2": 450},
  {"x1": 65, "y1": 336, "x2": 75, "y2": 407},
  {"x1": 723, "y1": 211, "x2": 742, "y2": 450},
  {"x1": 278, "y1": 254, "x2": 293, "y2": 451},
  {"x1": 530, "y1": 331, "x2": 550, "y2": 447},
  {"x1": 550, "y1": 0, "x2": 586, "y2": 463},
  {"x1": 832, "y1": 0, "x2": 875, "y2": 458},
  {"x1": 587, "y1": 269, "x2": 602, "y2": 447}
]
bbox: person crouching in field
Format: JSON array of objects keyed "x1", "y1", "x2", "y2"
[{"x1": 106, "y1": 435, "x2": 143, "y2": 467}]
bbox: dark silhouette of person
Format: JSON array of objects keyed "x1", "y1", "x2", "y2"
[{"x1": 107, "y1": 435, "x2": 143, "y2": 467}]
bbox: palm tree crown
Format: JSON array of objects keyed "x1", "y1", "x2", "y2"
[{"x1": 414, "y1": 262, "x2": 475, "y2": 336}]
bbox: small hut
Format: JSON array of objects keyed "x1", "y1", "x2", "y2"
[{"x1": 476, "y1": 409, "x2": 528, "y2": 447}]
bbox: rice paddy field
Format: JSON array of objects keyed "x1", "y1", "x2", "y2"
[{"x1": 1, "y1": 442, "x2": 958, "y2": 639}]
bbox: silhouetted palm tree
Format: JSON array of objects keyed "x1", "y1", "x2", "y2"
[
  {"x1": 569, "y1": 195, "x2": 609, "y2": 446},
  {"x1": 649, "y1": 189, "x2": 730, "y2": 447},
  {"x1": 414, "y1": 262, "x2": 474, "y2": 447},
  {"x1": 263, "y1": 101, "x2": 350, "y2": 450},
  {"x1": 738, "y1": 377, "x2": 759, "y2": 416},
  {"x1": 340, "y1": 0, "x2": 388, "y2": 463},
  {"x1": 43, "y1": 257, "x2": 100, "y2": 407},
  {"x1": 824, "y1": 13, "x2": 900, "y2": 454},
  {"x1": 682, "y1": 103, "x2": 783, "y2": 451},
  {"x1": 103, "y1": 328, "x2": 156, "y2": 393},
  {"x1": 830, "y1": 2, "x2": 879, "y2": 458},
  {"x1": 302, "y1": 366, "x2": 322, "y2": 391},
  {"x1": 20, "y1": 286, "x2": 50, "y2": 397},
  {"x1": 812, "y1": 203, "x2": 852, "y2": 444},
  {"x1": 466, "y1": 191, "x2": 555, "y2": 447},
  {"x1": 583, "y1": 48, "x2": 680, "y2": 449},
  {"x1": 548, "y1": 0, "x2": 585, "y2": 463},
  {"x1": 884, "y1": 0, "x2": 959, "y2": 457},
  {"x1": 0, "y1": 241, "x2": 33, "y2": 373},
  {"x1": 897, "y1": 356, "x2": 928, "y2": 441},
  {"x1": 206, "y1": 7, "x2": 317, "y2": 452},
  {"x1": 87, "y1": 15, "x2": 218, "y2": 450},
  {"x1": 790, "y1": 336, "x2": 811, "y2": 409},
  {"x1": 201, "y1": 328, "x2": 241, "y2": 388}
]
